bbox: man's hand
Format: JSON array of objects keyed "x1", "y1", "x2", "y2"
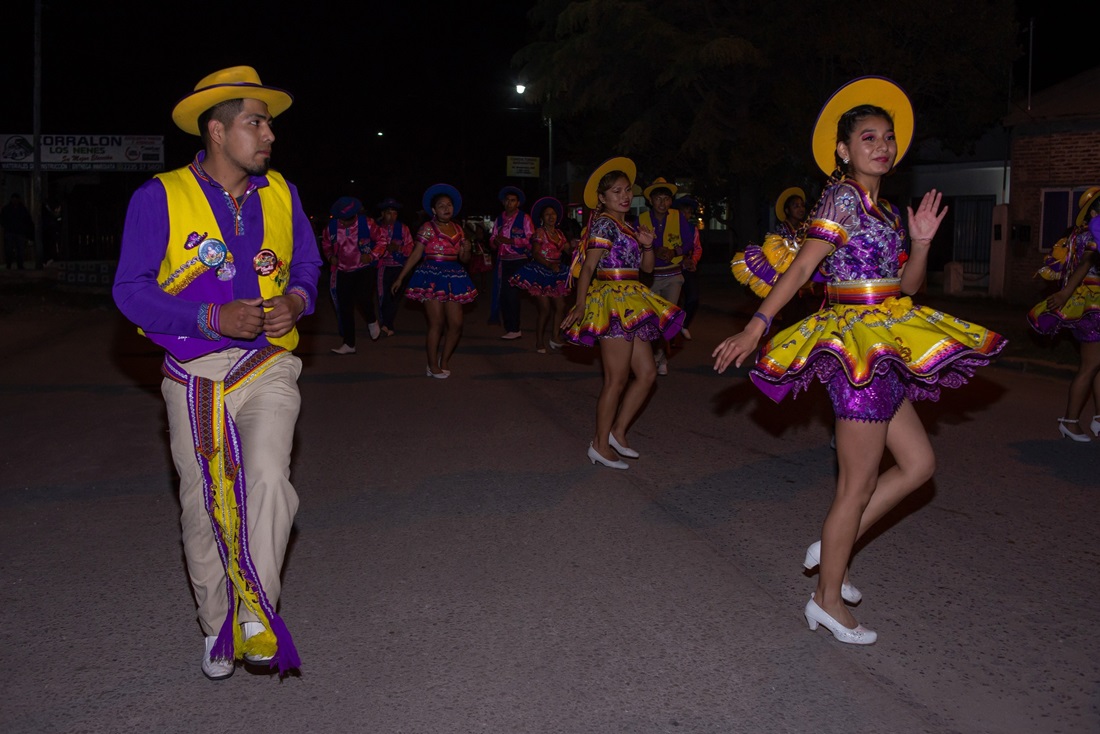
[
  {"x1": 218, "y1": 298, "x2": 265, "y2": 339},
  {"x1": 262, "y1": 294, "x2": 304, "y2": 338}
]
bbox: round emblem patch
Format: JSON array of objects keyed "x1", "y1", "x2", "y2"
[
  {"x1": 253, "y1": 249, "x2": 278, "y2": 276},
  {"x1": 198, "y1": 238, "x2": 227, "y2": 267}
]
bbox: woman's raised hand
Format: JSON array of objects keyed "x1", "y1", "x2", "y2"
[{"x1": 907, "y1": 189, "x2": 948, "y2": 245}]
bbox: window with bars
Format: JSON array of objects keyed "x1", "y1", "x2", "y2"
[{"x1": 1039, "y1": 187, "x2": 1092, "y2": 252}]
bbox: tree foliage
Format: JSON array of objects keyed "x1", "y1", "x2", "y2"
[{"x1": 513, "y1": 0, "x2": 1020, "y2": 197}]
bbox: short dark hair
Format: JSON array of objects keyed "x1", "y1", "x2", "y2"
[
  {"x1": 649, "y1": 187, "x2": 674, "y2": 200},
  {"x1": 198, "y1": 99, "x2": 245, "y2": 146}
]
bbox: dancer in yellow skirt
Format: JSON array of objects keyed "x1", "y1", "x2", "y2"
[
  {"x1": 562, "y1": 157, "x2": 685, "y2": 469},
  {"x1": 1027, "y1": 188, "x2": 1100, "y2": 441},
  {"x1": 713, "y1": 77, "x2": 1006, "y2": 645}
]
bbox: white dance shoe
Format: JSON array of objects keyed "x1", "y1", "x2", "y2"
[
  {"x1": 1058, "y1": 418, "x2": 1090, "y2": 442},
  {"x1": 804, "y1": 594, "x2": 877, "y2": 645},
  {"x1": 588, "y1": 443, "x2": 628, "y2": 469},
  {"x1": 804, "y1": 541, "x2": 862, "y2": 604},
  {"x1": 608, "y1": 432, "x2": 639, "y2": 459}
]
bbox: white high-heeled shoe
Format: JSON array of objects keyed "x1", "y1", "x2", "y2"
[
  {"x1": 1091, "y1": 416, "x2": 1100, "y2": 437},
  {"x1": 804, "y1": 594, "x2": 877, "y2": 645},
  {"x1": 588, "y1": 443, "x2": 628, "y2": 469},
  {"x1": 804, "y1": 541, "x2": 862, "y2": 604},
  {"x1": 608, "y1": 432, "x2": 639, "y2": 459},
  {"x1": 1058, "y1": 418, "x2": 1090, "y2": 442}
]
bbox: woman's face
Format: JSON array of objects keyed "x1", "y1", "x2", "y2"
[
  {"x1": 837, "y1": 115, "x2": 897, "y2": 179},
  {"x1": 598, "y1": 175, "x2": 633, "y2": 214},
  {"x1": 432, "y1": 195, "x2": 454, "y2": 223},
  {"x1": 542, "y1": 208, "x2": 558, "y2": 228}
]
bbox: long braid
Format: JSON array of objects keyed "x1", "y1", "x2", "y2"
[
  {"x1": 568, "y1": 206, "x2": 602, "y2": 286},
  {"x1": 795, "y1": 169, "x2": 846, "y2": 243}
]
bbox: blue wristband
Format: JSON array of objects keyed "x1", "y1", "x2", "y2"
[{"x1": 751, "y1": 311, "x2": 771, "y2": 335}]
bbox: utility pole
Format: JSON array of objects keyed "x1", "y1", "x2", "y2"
[{"x1": 32, "y1": 0, "x2": 44, "y2": 268}]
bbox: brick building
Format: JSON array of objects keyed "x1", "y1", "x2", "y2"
[{"x1": 1002, "y1": 67, "x2": 1100, "y2": 304}]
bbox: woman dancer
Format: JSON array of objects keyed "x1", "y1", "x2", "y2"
[
  {"x1": 509, "y1": 196, "x2": 571, "y2": 353},
  {"x1": 712, "y1": 77, "x2": 1006, "y2": 644},
  {"x1": 1027, "y1": 188, "x2": 1100, "y2": 440},
  {"x1": 391, "y1": 184, "x2": 476, "y2": 378},
  {"x1": 562, "y1": 158, "x2": 685, "y2": 469}
]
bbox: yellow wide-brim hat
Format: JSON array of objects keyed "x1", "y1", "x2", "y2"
[
  {"x1": 775, "y1": 187, "x2": 806, "y2": 222},
  {"x1": 643, "y1": 177, "x2": 679, "y2": 203},
  {"x1": 811, "y1": 76, "x2": 914, "y2": 176},
  {"x1": 1076, "y1": 187, "x2": 1100, "y2": 226},
  {"x1": 171, "y1": 66, "x2": 293, "y2": 136},
  {"x1": 584, "y1": 157, "x2": 637, "y2": 209}
]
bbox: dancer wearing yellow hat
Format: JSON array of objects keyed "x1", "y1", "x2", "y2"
[
  {"x1": 562, "y1": 158, "x2": 685, "y2": 468},
  {"x1": 1027, "y1": 187, "x2": 1100, "y2": 441},
  {"x1": 713, "y1": 77, "x2": 1006, "y2": 645}
]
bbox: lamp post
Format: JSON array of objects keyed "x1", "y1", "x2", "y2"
[{"x1": 515, "y1": 85, "x2": 552, "y2": 194}]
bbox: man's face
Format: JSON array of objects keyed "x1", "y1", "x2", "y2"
[
  {"x1": 221, "y1": 98, "x2": 275, "y2": 176},
  {"x1": 502, "y1": 194, "x2": 520, "y2": 213},
  {"x1": 651, "y1": 192, "x2": 672, "y2": 215},
  {"x1": 381, "y1": 207, "x2": 398, "y2": 225}
]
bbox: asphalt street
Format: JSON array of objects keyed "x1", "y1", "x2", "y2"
[{"x1": 1, "y1": 268, "x2": 1096, "y2": 734}]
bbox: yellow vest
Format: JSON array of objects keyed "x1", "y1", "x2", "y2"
[
  {"x1": 638, "y1": 210, "x2": 683, "y2": 266},
  {"x1": 151, "y1": 167, "x2": 298, "y2": 350}
]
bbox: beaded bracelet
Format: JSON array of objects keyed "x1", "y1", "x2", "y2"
[{"x1": 751, "y1": 311, "x2": 771, "y2": 335}]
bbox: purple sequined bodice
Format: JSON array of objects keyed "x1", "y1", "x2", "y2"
[
  {"x1": 810, "y1": 181, "x2": 907, "y2": 282},
  {"x1": 589, "y1": 215, "x2": 641, "y2": 269}
]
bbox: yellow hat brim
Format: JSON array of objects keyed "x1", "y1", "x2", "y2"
[
  {"x1": 811, "y1": 76, "x2": 913, "y2": 176},
  {"x1": 1076, "y1": 187, "x2": 1100, "y2": 226},
  {"x1": 643, "y1": 178, "x2": 679, "y2": 203},
  {"x1": 584, "y1": 157, "x2": 637, "y2": 209},
  {"x1": 775, "y1": 187, "x2": 806, "y2": 222},
  {"x1": 172, "y1": 85, "x2": 293, "y2": 136}
]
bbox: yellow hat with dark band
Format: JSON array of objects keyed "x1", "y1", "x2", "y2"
[{"x1": 811, "y1": 76, "x2": 913, "y2": 176}]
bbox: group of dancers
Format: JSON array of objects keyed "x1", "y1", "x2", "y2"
[{"x1": 349, "y1": 75, "x2": 1093, "y2": 647}]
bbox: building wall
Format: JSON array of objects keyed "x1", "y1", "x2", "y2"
[{"x1": 1007, "y1": 128, "x2": 1100, "y2": 303}]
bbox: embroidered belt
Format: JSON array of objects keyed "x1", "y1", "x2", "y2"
[
  {"x1": 425, "y1": 255, "x2": 458, "y2": 262},
  {"x1": 597, "y1": 268, "x2": 639, "y2": 281},
  {"x1": 1084, "y1": 275, "x2": 1100, "y2": 287},
  {"x1": 162, "y1": 346, "x2": 301, "y2": 676},
  {"x1": 827, "y1": 278, "x2": 902, "y2": 305}
]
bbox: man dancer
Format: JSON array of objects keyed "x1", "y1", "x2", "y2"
[
  {"x1": 639, "y1": 177, "x2": 693, "y2": 374},
  {"x1": 112, "y1": 66, "x2": 320, "y2": 680},
  {"x1": 673, "y1": 195, "x2": 703, "y2": 340},
  {"x1": 489, "y1": 186, "x2": 534, "y2": 339}
]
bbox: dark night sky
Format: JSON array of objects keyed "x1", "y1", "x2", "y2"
[
  {"x1": 2, "y1": 1, "x2": 1092, "y2": 222},
  {"x1": 4, "y1": 2, "x2": 541, "y2": 219}
]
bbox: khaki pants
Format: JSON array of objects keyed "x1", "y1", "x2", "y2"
[
  {"x1": 649, "y1": 273, "x2": 684, "y2": 306},
  {"x1": 162, "y1": 349, "x2": 302, "y2": 635}
]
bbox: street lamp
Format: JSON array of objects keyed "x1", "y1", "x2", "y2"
[{"x1": 515, "y1": 85, "x2": 553, "y2": 195}]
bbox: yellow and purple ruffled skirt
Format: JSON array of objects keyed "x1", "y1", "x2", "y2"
[
  {"x1": 565, "y1": 269, "x2": 685, "y2": 346},
  {"x1": 1027, "y1": 278, "x2": 1100, "y2": 343},
  {"x1": 751, "y1": 279, "x2": 1007, "y2": 414}
]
